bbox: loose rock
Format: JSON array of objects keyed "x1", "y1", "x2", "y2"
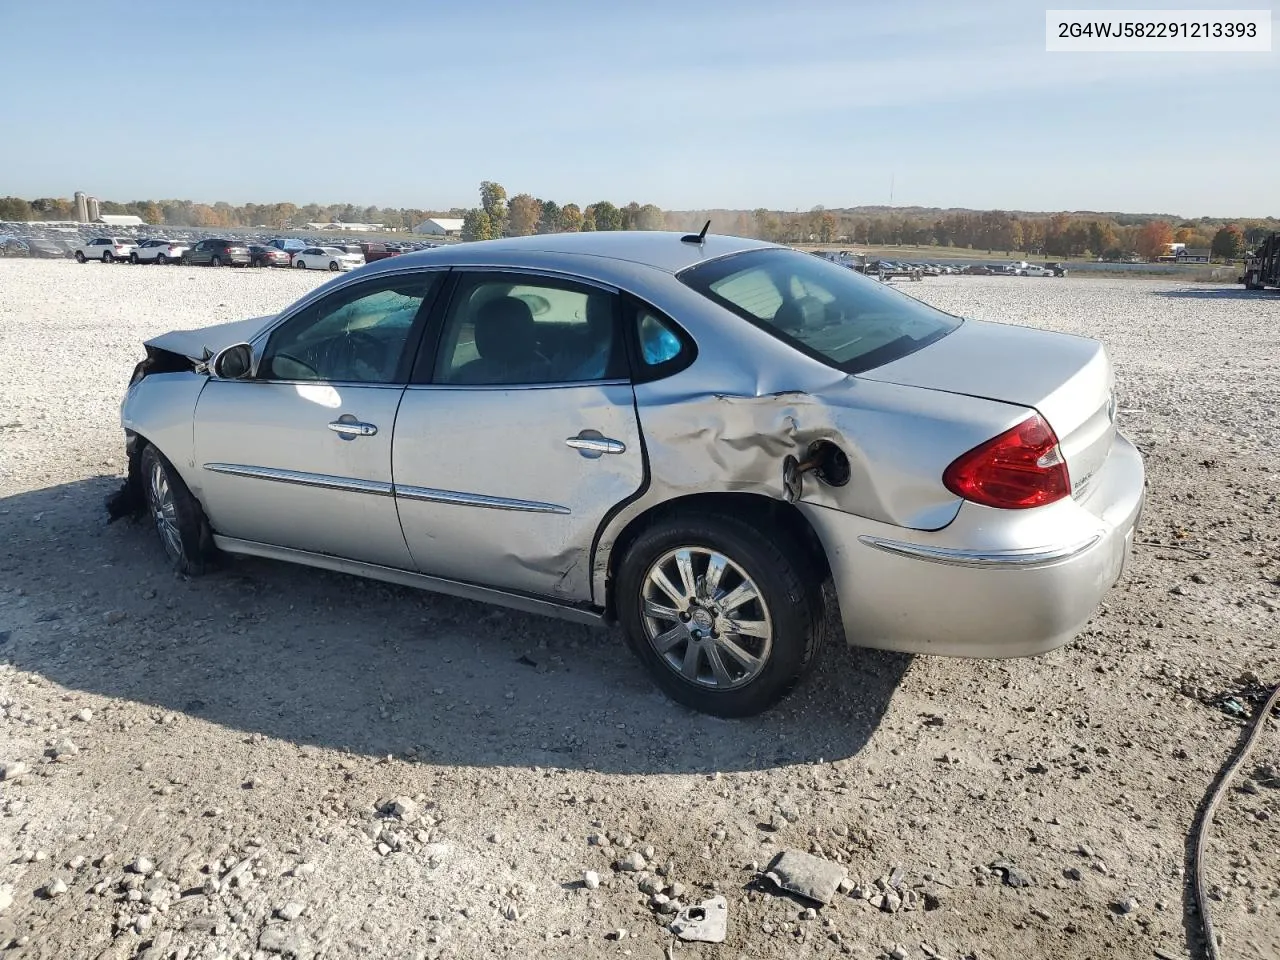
[
  {"x1": 616, "y1": 851, "x2": 646, "y2": 872},
  {"x1": 583, "y1": 870, "x2": 600, "y2": 890}
]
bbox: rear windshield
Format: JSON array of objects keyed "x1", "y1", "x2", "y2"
[{"x1": 679, "y1": 248, "x2": 961, "y2": 374}]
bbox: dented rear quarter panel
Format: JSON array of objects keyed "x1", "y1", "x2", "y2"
[{"x1": 585, "y1": 263, "x2": 1037, "y2": 605}]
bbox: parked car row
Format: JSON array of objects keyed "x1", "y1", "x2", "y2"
[{"x1": 65, "y1": 236, "x2": 426, "y2": 272}]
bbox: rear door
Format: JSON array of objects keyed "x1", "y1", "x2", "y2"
[
  {"x1": 193, "y1": 270, "x2": 445, "y2": 567},
  {"x1": 391, "y1": 270, "x2": 644, "y2": 602}
]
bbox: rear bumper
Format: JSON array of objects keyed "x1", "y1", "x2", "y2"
[{"x1": 800, "y1": 432, "x2": 1146, "y2": 658}]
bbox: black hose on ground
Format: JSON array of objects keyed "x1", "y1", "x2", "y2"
[{"x1": 1192, "y1": 682, "x2": 1280, "y2": 960}]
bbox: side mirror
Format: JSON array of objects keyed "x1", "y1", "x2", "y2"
[{"x1": 211, "y1": 342, "x2": 254, "y2": 380}]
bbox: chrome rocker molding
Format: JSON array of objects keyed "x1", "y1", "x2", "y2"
[
  {"x1": 394, "y1": 484, "x2": 570, "y2": 515},
  {"x1": 203, "y1": 463, "x2": 393, "y2": 496},
  {"x1": 212, "y1": 536, "x2": 605, "y2": 626},
  {"x1": 203, "y1": 464, "x2": 570, "y2": 515},
  {"x1": 858, "y1": 533, "x2": 1104, "y2": 568}
]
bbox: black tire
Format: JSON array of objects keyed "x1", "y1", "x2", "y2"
[
  {"x1": 102, "y1": 251, "x2": 113, "y2": 263},
  {"x1": 139, "y1": 444, "x2": 218, "y2": 575},
  {"x1": 130, "y1": 252, "x2": 139, "y2": 264},
  {"x1": 616, "y1": 512, "x2": 824, "y2": 717},
  {"x1": 295, "y1": 259, "x2": 307, "y2": 268},
  {"x1": 328, "y1": 260, "x2": 339, "y2": 272},
  {"x1": 155, "y1": 253, "x2": 166, "y2": 265},
  {"x1": 1245, "y1": 272, "x2": 1263, "y2": 291},
  {"x1": 75, "y1": 251, "x2": 86, "y2": 263},
  {"x1": 211, "y1": 255, "x2": 222, "y2": 267}
]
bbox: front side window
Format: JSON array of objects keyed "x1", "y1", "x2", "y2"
[
  {"x1": 261, "y1": 273, "x2": 441, "y2": 384},
  {"x1": 679, "y1": 248, "x2": 960, "y2": 374},
  {"x1": 433, "y1": 275, "x2": 622, "y2": 385}
]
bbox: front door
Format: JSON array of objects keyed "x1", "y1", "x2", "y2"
[
  {"x1": 193, "y1": 270, "x2": 444, "y2": 568},
  {"x1": 392, "y1": 271, "x2": 644, "y2": 602}
]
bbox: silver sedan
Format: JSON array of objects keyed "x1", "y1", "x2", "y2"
[{"x1": 111, "y1": 231, "x2": 1145, "y2": 716}]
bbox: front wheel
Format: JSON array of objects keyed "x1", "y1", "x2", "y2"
[
  {"x1": 616, "y1": 512, "x2": 824, "y2": 717},
  {"x1": 329, "y1": 260, "x2": 339, "y2": 271},
  {"x1": 139, "y1": 445, "x2": 218, "y2": 575},
  {"x1": 75, "y1": 251, "x2": 86, "y2": 263}
]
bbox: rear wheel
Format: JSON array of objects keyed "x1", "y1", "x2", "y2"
[
  {"x1": 155, "y1": 252, "x2": 167, "y2": 265},
  {"x1": 211, "y1": 255, "x2": 222, "y2": 267},
  {"x1": 129, "y1": 252, "x2": 139, "y2": 264},
  {"x1": 616, "y1": 512, "x2": 824, "y2": 717},
  {"x1": 295, "y1": 258, "x2": 307, "y2": 269},
  {"x1": 139, "y1": 445, "x2": 218, "y2": 575},
  {"x1": 102, "y1": 251, "x2": 113, "y2": 263}
]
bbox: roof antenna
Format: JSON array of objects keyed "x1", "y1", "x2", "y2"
[{"x1": 681, "y1": 219, "x2": 711, "y2": 245}]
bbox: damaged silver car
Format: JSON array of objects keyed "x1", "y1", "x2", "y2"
[{"x1": 111, "y1": 231, "x2": 1145, "y2": 716}]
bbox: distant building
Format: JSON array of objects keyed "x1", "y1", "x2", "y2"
[
  {"x1": 1176, "y1": 248, "x2": 1211, "y2": 263},
  {"x1": 86, "y1": 196, "x2": 101, "y2": 221},
  {"x1": 74, "y1": 191, "x2": 88, "y2": 223},
  {"x1": 95, "y1": 214, "x2": 147, "y2": 227},
  {"x1": 413, "y1": 218, "x2": 465, "y2": 237}
]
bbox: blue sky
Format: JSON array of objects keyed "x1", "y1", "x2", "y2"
[{"x1": 1, "y1": 1, "x2": 1276, "y2": 216}]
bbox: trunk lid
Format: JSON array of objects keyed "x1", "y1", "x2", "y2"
[{"x1": 858, "y1": 318, "x2": 1116, "y2": 496}]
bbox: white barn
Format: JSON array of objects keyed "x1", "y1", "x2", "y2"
[{"x1": 413, "y1": 218, "x2": 464, "y2": 237}]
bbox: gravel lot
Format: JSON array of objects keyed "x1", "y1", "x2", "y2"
[{"x1": 0, "y1": 259, "x2": 1277, "y2": 960}]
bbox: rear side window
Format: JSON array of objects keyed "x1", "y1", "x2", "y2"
[{"x1": 679, "y1": 248, "x2": 960, "y2": 375}]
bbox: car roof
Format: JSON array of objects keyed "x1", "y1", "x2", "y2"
[{"x1": 382, "y1": 231, "x2": 778, "y2": 275}]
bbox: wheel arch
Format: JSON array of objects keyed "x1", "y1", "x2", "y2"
[{"x1": 598, "y1": 491, "x2": 831, "y2": 621}]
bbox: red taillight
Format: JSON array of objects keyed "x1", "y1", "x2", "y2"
[{"x1": 942, "y1": 413, "x2": 1070, "y2": 509}]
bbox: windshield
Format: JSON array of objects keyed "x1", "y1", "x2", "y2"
[{"x1": 679, "y1": 248, "x2": 961, "y2": 374}]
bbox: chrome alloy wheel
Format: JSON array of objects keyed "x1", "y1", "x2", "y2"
[
  {"x1": 640, "y1": 547, "x2": 773, "y2": 689},
  {"x1": 146, "y1": 456, "x2": 182, "y2": 561}
]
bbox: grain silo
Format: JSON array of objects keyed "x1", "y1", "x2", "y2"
[
  {"x1": 74, "y1": 191, "x2": 89, "y2": 223},
  {"x1": 87, "y1": 196, "x2": 101, "y2": 222}
]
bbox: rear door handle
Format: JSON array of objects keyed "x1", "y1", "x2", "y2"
[
  {"x1": 566, "y1": 433, "x2": 626, "y2": 458},
  {"x1": 329, "y1": 419, "x2": 378, "y2": 439}
]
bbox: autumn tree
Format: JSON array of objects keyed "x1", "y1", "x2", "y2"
[
  {"x1": 590, "y1": 201, "x2": 622, "y2": 231},
  {"x1": 1211, "y1": 224, "x2": 1245, "y2": 259},
  {"x1": 560, "y1": 203, "x2": 583, "y2": 232},
  {"x1": 818, "y1": 212, "x2": 838, "y2": 243},
  {"x1": 506, "y1": 193, "x2": 542, "y2": 237},
  {"x1": 479, "y1": 181, "x2": 507, "y2": 234},
  {"x1": 636, "y1": 203, "x2": 665, "y2": 230},
  {"x1": 462, "y1": 208, "x2": 495, "y2": 242},
  {"x1": 1135, "y1": 220, "x2": 1174, "y2": 260}
]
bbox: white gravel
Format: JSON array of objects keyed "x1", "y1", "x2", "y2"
[{"x1": 0, "y1": 258, "x2": 1277, "y2": 958}]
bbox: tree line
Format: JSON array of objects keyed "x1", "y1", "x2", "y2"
[
  {"x1": 1, "y1": 185, "x2": 1274, "y2": 261},
  {"x1": 459, "y1": 181, "x2": 665, "y2": 240}
]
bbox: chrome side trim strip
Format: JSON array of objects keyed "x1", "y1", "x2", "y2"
[
  {"x1": 858, "y1": 533, "x2": 1103, "y2": 568},
  {"x1": 211, "y1": 536, "x2": 604, "y2": 627},
  {"x1": 203, "y1": 463, "x2": 393, "y2": 497},
  {"x1": 394, "y1": 483, "x2": 570, "y2": 515}
]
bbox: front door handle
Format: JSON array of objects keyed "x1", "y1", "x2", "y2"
[
  {"x1": 328, "y1": 419, "x2": 378, "y2": 439},
  {"x1": 566, "y1": 432, "x2": 626, "y2": 458}
]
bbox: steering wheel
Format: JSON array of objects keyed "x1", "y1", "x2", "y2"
[{"x1": 320, "y1": 331, "x2": 386, "y2": 381}]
